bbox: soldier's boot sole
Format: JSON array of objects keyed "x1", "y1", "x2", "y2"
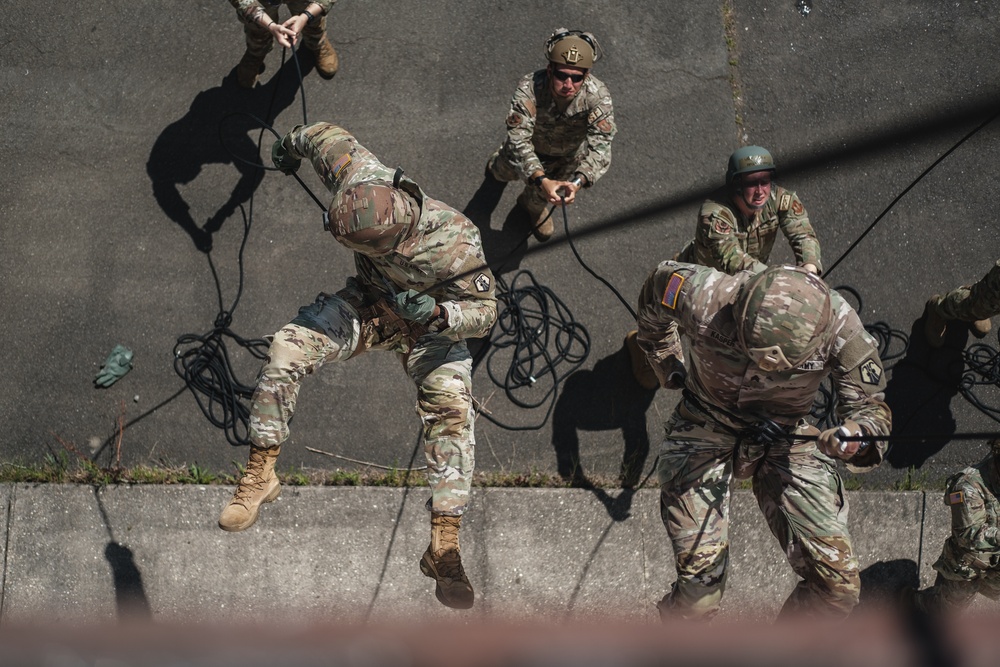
[
  {"x1": 419, "y1": 549, "x2": 475, "y2": 610},
  {"x1": 923, "y1": 296, "x2": 947, "y2": 348},
  {"x1": 311, "y1": 37, "x2": 339, "y2": 79},
  {"x1": 971, "y1": 318, "x2": 992, "y2": 339},
  {"x1": 218, "y1": 478, "x2": 281, "y2": 532},
  {"x1": 624, "y1": 330, "x2": 659, "y2": 390},
  {"x1": 236, "y1": 50, "x2": 265, "y2": 89}
]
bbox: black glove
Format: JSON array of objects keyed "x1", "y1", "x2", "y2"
[
  {"x1": 394, "y1": 289, "x2": 436, "y2": 323},
  {"x1": 271, "y1": 139, "x2": 301, "y2": 175}
]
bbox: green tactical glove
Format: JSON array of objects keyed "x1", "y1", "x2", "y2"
[
  {"x1": 394, "y1": 289, "x2": 436, "y2": 323},
  {"x1": 94, "y1": 344, "x2": 133, "y2": 388},
  {"x1": 271, "y1": 139, "x2": 301, "y2": 175}
]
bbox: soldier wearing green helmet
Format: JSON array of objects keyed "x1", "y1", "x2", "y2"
[
  {"x1": 625, "y1": 146, "x2": 823, "y2": 390},
  {"x1": 218, "y1": 122, "x2": 497, "y2": 611},
  {"x1": 908, "y1": 439, "x2": 1000, "y2": 614},
  {"x1": 485, "y1": 28, "x2": 616, "y2": 242},
  {"x1": 633, "y1": 261, "x2": 891, "y2": 620}
]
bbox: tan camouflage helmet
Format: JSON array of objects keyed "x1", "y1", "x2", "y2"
[
  {"x1": 328, "y1": 182, "x2": 415, "y2": 256},
  {"x1": 545, "y1": 28, "x2": 600, "y2": 69},
  {"x1": 734, "y1": 266, "x2": 834, "y2": 372}
]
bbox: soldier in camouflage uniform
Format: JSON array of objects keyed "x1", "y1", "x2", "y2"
[
  {"x1": 923, "y1": 259, "x2": 998, "y2": 348},
  {"x1": 626, "y1": 147, "x2": 822, "y2": 389},
  {"x1": 229, "y1": 0, "x2": 339, "y2": 89},
  {"x1": 910, "y1": 439, "x2": 1000, "y2": 614},
  {"x1": 635, "y1": 262, "x2": 892, "y2": 620},
  {"x1": 217, "y1": 122, "x2": 497, "y2": 610},
  {"x1": 485, "y1": 28, "x2": 616, "y2": 242}
]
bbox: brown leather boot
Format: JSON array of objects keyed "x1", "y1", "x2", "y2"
[
  {"x1": 971, "y1": 318, "x2": 992, "y2": 339},
  {"x1": 517, "y1": 192, "x2": 553, "y2": 241},
  {"x1": 218, "y1": 445, "x2": 281, "y2": 531},
  {"x1": 924, "y1": 295, "x2": 947, "y2": 348},
  {"x1": 419, "y1": 513, "x2": 474, "y2": 609},
  {"x1": 311, "y1": 36, "x2": 339, "y2": 79},
  {"x1": 236, "y1": 49, "x2": 265, "y2": 89},
  {"x1": 624, "y1": 330, "x2": 659, "y2": 390}
]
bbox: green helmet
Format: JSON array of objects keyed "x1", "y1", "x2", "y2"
[
  {"x1": 726, "y1": 145, "x2": 776, "y2": 184},
  {"x1": 545, "y1": 28, "x2": 599, "y2": 69},
  {"x1": 734, "y1": 266, "x2": 833, "y2": 372},
  {"x1": 328, "y1": 182, "x2": 414, "y2": 256}
]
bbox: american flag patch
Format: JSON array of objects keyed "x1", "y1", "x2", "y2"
[
  {"x1": 332, "y1": 153, "x2": 352, "y2": 180},
  {"x1": 661, "y1": 273, "x2": 685, "y2": 309},
  {"x1": 947, "y1": 490, "x2": 965, "y2": 505}
]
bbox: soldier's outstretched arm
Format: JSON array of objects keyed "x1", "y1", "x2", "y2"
[
  {"x1": 576, "y1": 80, "x2": 616, "y2": 187},
  {"x1": 504, "y1": 76, "x2": 543, "y2": 181},
  {"x1": 281, "y1": 122, "x2": 360, "y2": 193},
  {"x1": 777, "y1": 189, "x2": 823, "y2": 274}
]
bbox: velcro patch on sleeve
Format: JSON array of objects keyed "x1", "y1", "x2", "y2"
[
  {"x1": 661, "y1": 273, "x2": 685, "y2": 309},
  {"x1": 332, "y1": 153, "x2": 352, "y2": 181},
  {"x1": 779, "y1": 193, "x2": 791, "y2": 211},
  {"x1": 859, "y1": 358, "x2": 883, "y2": 385},
  {"x1": 947, "y1": 490, "x2": 965, "y2": 505},
  {"x1": 712, "y1": 216, "x2": 733, "y2": 235}
]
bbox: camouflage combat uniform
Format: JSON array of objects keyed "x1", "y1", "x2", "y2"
[
  {"x1": 929, "y1": 259, "x2": 1000, "y2": 322},
  {"x1": 635, "y1": 261, "x2": 891, "y2": 619},
  {"x1": 251, "y1": 122, "x2": 497, "y2": 516},
  {"x1": 229, "y1": 0, "x2": 336, "y2": 58},
  {"x1": 915, "y1": 455, "x2": 1000, "y2": 614},
  {"x1": 487, "y1": 69, "x2": 616, "y2": 212},
  {"x1": 676, "y1": 186, "x2": 822, "y2": 274}
]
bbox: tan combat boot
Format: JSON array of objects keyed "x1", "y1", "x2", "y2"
[
  {"x1": 624, "y1": 330, "x2": 659, "y2": 390},
  {"x1": 924, "y1": 295, "x2": 948, "y2": 348},
  {"x1": 218, "y1": 445, "x2": 281, "y2": 532},
  {"x1": 311, "y1": 36, "x2": 339, "y2": 79},
  {"x1": 419, "y1": 513, "x2": 474, "y2": 609},
  {"x1": 517, "y1": 192, "x2": 553, "y2": 242},
  {"x1": 236, "y1": 49, "x2": 265, "y2": 89},
  {"x1": 971, "y1": 318, "x2": 992, "y2": 339}
]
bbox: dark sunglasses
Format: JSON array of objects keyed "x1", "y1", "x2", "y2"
[{"x1": 552, "y1": 70, "x2": 585, "y2": 83}]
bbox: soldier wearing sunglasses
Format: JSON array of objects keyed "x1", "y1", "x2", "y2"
[{"x1": 485, "y1": 28, "x2": 616, "y2": 241}]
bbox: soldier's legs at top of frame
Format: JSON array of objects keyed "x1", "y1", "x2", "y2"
[
  {"x1": 655, "y1": 412, "x2": 735, "y2": 621},
  {"x1": 218, "y1": 294, "x2": 362, "y2": 532},
  {"x1": 925, "y1": 259, "x2": 1000, "y2": 346},
  {"x1": 404, "y1": 337, "x2": 477, "y2": 608},
  {"x1": 285, "y1": 0, "x2": 339, "y2": 78},
  {"x1": 752, "y1": 435, "x2": 860, "y2": 619},
  {"x1": 234, "y1": 4, "x2": 279, "y2": 88}
]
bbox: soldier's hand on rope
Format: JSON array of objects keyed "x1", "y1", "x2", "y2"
[
  {"x1": 817, "y1": 419, "x2": 864, "y2": 460},
  {"x1": 394, "y1": 289, "x2": 436, "y2": 323},
  {"x1": 271, "y1": 140, "x2": 301, "y2": 175}
]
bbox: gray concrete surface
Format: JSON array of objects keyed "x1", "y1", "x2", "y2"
[
  {"x1": 4, "y1": 1, "x2": 1000, "y2": 490},
  {"x1": 0, "y1": 484, "x2": 986, "y2": 626}
]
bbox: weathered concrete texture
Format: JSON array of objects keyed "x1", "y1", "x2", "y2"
[{"x1": 0, "y1": 485, "x2": 9, "y2": 618}]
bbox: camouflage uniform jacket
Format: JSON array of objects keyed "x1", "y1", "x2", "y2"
[
  {"x1": 679, "y1": 186, "x2": 822, "y2": 274},
  {"x1": 503, "y1": 69, "x2": 616, "y2": 185},
  {"x1": 229, "y1": 0, "x2": 336, "y2": 20},
  {"x1": 935, "y1": 458, "x2": 1000, "y2": 579},
  {"x1": 635, "y1": 261, "x2": 891, "y2": 471},
  {"x1": 282, "y1": 122, "x2": 497, "y2": 340}
]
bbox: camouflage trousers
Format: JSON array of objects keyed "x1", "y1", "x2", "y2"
[
  {"x1": 656, "y1": 408, "x2": 860, "y2": 620},
  {"x1": 235, "y1": 1, "x2": 330, "y2": 58},
  {"x1": 249, "y1": 292, "x2": 476, "y2": 516},
  {"x1": 486, "y1": 144, "x2": 583, "y2": 213},
  {"x1": 914, "y1": 570, "x2": 1000, "y2": 614},
  {"x1": 931, "y1": 258, "x2": 1000, "y2": 322}
]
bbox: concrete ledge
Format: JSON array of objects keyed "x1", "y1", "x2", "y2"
[{"x1": 0, "y1": 485, "x2": 977, "y2": 625}]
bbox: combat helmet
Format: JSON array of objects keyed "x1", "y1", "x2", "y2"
[
  {"x1": 733, "y1": 266, "x2": 833, "y2": 372},
  {"x1": 327, "y1": 182, "x2": 415, "y2": 256},
  {"x1": 726, "y1": 145, "x2": 776, "y2": 185},
  {"x1": 545, "y1": 28, "x2": 600, "y2": 69}
]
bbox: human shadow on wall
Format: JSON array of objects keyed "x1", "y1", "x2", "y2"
[
  {"x1": 105, "y1": 542, "x2": 153, "y2": 621},
  {"x1": 462, "y1": 174, "x2": 534, "y2": 277},
  {"x1": 857, "y1": 558, "x2": 919, "y2": 610},
  {"x1": 884, "y1": 314, "x2": 967, "y2": 469},
  {"x1": 147, "y1": 57, "x2": 313, "y2": 253},
  {"x1": 551, "y1": 344, "x2": 658, "y2": 521}
]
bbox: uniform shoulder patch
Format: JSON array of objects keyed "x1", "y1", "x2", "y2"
[
  {"x1": 779, "y1": 193, "x2": 791, "y2": 212},
  {"x1": 474, "y1": 272, "x2": 491, "y2": 293},
  {"x1": 859, "y1": 358, "x2": 883, "y2": 385},
  {"x1": 661, "y1": 272, "x2": 685, "y2": 309},
  {"x1": 506, "y1": 112, "x2": 523, "y2": 128},
  {"x1": 597, "y1": 118, "x2": 613, "y2": 133},
  {"x1": 791, "y1": 199, "x2": 805, "y2": 216},
  {"x1": 947, "y1": 490, "x2": 965, "y2": 505},
  {"x1": 331, "y1": 153, "x2": 352, "y2": 182},
  {"x1": 588, "y1": 107, "x2": 606, "y2": 125},
  {"x1": 712, "y1": 216, "x2": 733, "y2": 235}
]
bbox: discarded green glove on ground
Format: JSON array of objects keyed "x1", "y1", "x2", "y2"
[
  {"x1": 95, "y1": 344, "x2": 133, "y2": 388},
  {"x1": 271, "y1": 140, "x2": 301, "y2": 175},
  {"x1": 394, "y1": 289, "x2": 435, "y2": 323}
]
